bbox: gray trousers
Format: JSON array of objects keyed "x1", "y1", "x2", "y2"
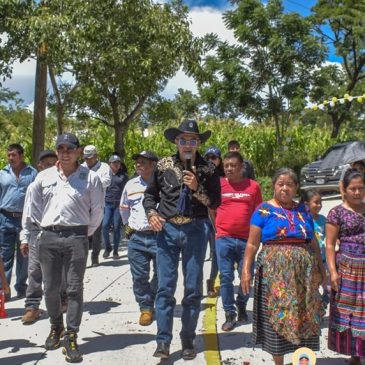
[
  {"x1": 38, "y1": 229, "x2": 88, "y2": 332},
  {"x1": 25, "y1": 228, "x2": 67, "y2": 309},
  {"x1": 89, "y1": 223, "x2": 102, "y2": 262}
]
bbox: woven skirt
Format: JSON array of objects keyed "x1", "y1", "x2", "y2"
[
  {"x1": 253, "y1": 244, "x2": 324, "y2": 356},
  {"x1": 328, "y1": 249, "x2": 365, "y2": 356}
]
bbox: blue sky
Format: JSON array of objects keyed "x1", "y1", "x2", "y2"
[
  {"x1": 184, "y1": 0, "x2": 228, "y2": 7},
  {"x1": 186, "y1": 0, "x2": 316, "y2": 13},
  {"x1": 186, "y1": 0, "x2": 339, "y2": 62}
]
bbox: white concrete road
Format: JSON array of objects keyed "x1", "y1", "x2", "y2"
[{"x1": 0, "y1": 197, "x2": 359, "y2": 365}]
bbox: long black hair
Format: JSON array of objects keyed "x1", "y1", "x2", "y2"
[
  {"x1": 343, "y1": 168, "x2": 365, "y2": 190},
  {"x1": 300, "y1": 189, "x2": 321, "y2": 204}
]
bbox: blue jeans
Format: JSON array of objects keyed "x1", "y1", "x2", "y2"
[
  {"x1": 206, "y1": 221, "x2": 218, "y2": 281},
  {"x1": 102, "y1": 202, "x2": 122, "y2": 254},
  {"x1": 0, "y1": 212, "x2": 28, "y2": 294},
  {"x1": 156, "y1": 219, "x2": 209, "y2": 344},
  {"x1": 128, "y1": 231, "x2": 157, "y2": 312},
  {"x1": 216, "y1": 236, "x2": 253, "y2": 314}
]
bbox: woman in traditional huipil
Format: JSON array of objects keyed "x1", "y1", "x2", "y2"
[
  {"x1": 326, "y1": 169, "x2": 365, "y2": 365},
  {"x1": 242, "y1": 168, "x2": 326, "y2": 365}
]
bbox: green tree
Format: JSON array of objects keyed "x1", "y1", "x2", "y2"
[
  {"x1": 67, "y1": 0, "x2": 200, "y2": 159},
  {"x1": 197, "y1": 0, "x2": 326, "y2": 145},
  {"x1": 311, "y1": 0, "x2": 365, "y2": 137},
  {"x1": 0, "y1": 88, "x2": 33, "y2": 165},
  {"x1": 0, "y1": 0, "x2": 200, "y2": 161},
  {"x1": 0, "y1": 1, "x2": 80, "y2": 162},
  {"x1": 140, "y1": 88, "x2": 202, "y2": 127}
]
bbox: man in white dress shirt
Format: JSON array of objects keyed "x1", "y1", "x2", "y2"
[
  {"x1": 82, "y1": 145, "x2": 111, "y2": 267},
  {"x1": 120, "y1": 151, "x2": 158, "y2": 327},
  {"x1": 19, "y1": 150, "x2": 62, "y2": 325},
  {"x1": 31, "y1": 133, "x2": 104, "y2": 363}
]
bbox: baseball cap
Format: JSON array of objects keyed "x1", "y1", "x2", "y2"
[
  {"x1": 83, "y1": 145, "x2": 97, "y2": 159},
  {"x1": 109, "y1": 154, "x2": 121, "y2": 163},
  {"x1": 204, "y1": 146, "x2": 221, "y2": 158},
  {"x1": 56, "y1": 133, "x2": 80, "y2": 149},
  {"x1": 38, "y1": 150, "x2": 57, "y2": 162},
  {"x1": 132, "y1": 151, "x2": 158, "y2": 162},
  {"x1": 299, "y1": 354, "x2": 309, "y2": 360}
]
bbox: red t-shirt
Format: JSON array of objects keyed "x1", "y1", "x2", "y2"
[{"x1": 216, "y1": 177, "x2": 263, "y2": 239}]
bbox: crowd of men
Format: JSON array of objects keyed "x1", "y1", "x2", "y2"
[{"x1": 0, "y1": 119, "x2": 260, "y2": 363}]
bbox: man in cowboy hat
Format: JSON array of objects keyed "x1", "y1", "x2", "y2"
[{"x1": 143, "y1": 119, "x2": 221, "y2": 360}]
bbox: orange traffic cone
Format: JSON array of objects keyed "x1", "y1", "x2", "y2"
[{"x1": 0, "y1": 289, "x2": 7, "y2": 318}]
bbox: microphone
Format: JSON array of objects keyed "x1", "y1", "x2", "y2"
[{"x1": 184, "y1": 152, "x2": 192, "y2": 172}]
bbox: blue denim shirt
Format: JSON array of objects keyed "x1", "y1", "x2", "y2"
[{"x1": 0, "y1": 164, "x2": 37, "y2": 212}]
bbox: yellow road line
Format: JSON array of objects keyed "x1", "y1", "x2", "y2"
[{"x1": 203, "y1": 295, "x2": 221, "y2": 365}]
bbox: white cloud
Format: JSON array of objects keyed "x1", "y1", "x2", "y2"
[
  {"x1": 162, "y1": 6, "x2": 235, "y2": 99},
  {"x1": 189, "y1": 6, "x2": 235, "y2": 43},
  {"x1": 3, "y1": 6, "x2": 234, "y2": 104},
  {"x1": 10, "y1": 58, "x2": 36, "y2": 76}
]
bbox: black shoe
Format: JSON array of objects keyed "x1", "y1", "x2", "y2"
[
  {"x1": 153, "y1": 342, "x2": 170, "y2": 359},
  {"x1": 62, "y1": 332, "x2": 83, "y2": 363},
  {"x1": 112, "y1": 252, "x2": 119, "y2": 260},
  {"x1": 237, "y1": 306, "x2": 248, "y2": 322},
  {"x1": 16, "y1": 291, "x2": 26, "y2": 299},
  {"x1": 221, "y1": 312, "x2": 236, "y2": 332},
  {"x1": 5, "y1": 289, "x2": 11, "y2": 302},
  {"x1": 45, "y1": 325, "x2": 65, "y2": 350},
  {"x1": 91, "y1": 258, "x2": 99, "y2": 267},
  {"x1": 102, "y1": 248, "x2": 112, "y2": 259},
  {"x1": 181, "y1": 338, "x2": 196, "y2": 360}
]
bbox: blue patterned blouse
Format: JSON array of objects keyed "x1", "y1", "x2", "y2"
[{"x1": 250, "y1": 202, "x2": 314, "y2": 243}]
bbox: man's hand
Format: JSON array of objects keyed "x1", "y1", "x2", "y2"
[
  {"x1": 149, "y1": 215, "x2": 166, "y2": 232},
  {"x1": 182, "y1": 170, "x2": 198, "y2": 191},
  {"x1": 20, "y1": 243, "x2": 29, "y2": 257}
]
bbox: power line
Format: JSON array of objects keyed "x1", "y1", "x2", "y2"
[{"x1": 284, "y1": 0, "x2": 312, "y2": 11}]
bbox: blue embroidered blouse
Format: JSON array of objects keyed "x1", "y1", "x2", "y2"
[{"x1": 250, "y1": 202, "x2": 314, "y2": 243}]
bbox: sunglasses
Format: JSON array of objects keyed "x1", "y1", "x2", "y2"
[
  {"x1": 178, "y1": 139, "x2": 198, "y2": 147},
  {"x1": 206, "y1": 155, "x2": 218, "y2": 160},
  {"x1": 57, "y1": 146, "x2": 77, "y2": 152}
]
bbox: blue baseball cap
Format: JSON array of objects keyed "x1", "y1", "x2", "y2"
[
  {"x1": 56, "y1": 133, "x2": 80, "y2": 149},
  {"x1": 299, "y1": 353, "x2": 309, "y2": 360},
  {"x1": 204, "y1": 146, "x2": 221, "y2": 158}
]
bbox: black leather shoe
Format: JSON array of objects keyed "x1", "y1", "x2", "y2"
[
  {"x1": 221, "y1": 312, "x2": 236, "y2": 332},
  {"x1": 181, "y1": 338, "x2": 196, "y2": 360},
  {"x1": 153, "y1": 343, "x2": 170, "y2": 358},
  {"x1": 102, "y1": 248, "x2": 112, "y2": 259},
  {"x1": 91, "y1": 258, "x2": 99, "y2": 267},
  {"x1": 17, "y1": 291, "x2": 26, "y2": 299},
  {"x1": 237, "y1": 306, "x2": 248, "y2": 322}
]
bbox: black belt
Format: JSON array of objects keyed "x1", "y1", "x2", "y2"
[
  {"x1": 137, "y1": 230, "x2": 156, "y2": 235},
  {"x1": 0, "y1": 209, "x2": 22, "y2": 218},
  {"x1": 42, "y1": 225, "x2": 88, "y2": 235}
]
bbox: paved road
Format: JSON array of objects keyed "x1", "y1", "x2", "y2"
[{"x1": 0, "y1": 197, "x2": 355, "y2": 365}]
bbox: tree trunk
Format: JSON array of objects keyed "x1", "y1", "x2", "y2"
[
  {"x1": 56, "y1": 104, "x2": 64, "y2": 135},
  {"x1": 330, "y1": 113, "x2": 342, "y2": 139},
  {"x1": 273, "y1": 113, "x2": 282, "y2": 146},
  {"x1": 109, "y1": 94, "x2": 147, "y2": 161},
  {"x1": 48, "y1": 65, "x2": 64, "y2": 135},
  {"x1": 329, "y1": 104, "x2": 351, "y2": 139},
  {"x1": 32, "y1": 56, "x2": 47, "y2": 166},
  {"x1": 114, "y1": 121, "x2": 128, "y2": 160}
]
